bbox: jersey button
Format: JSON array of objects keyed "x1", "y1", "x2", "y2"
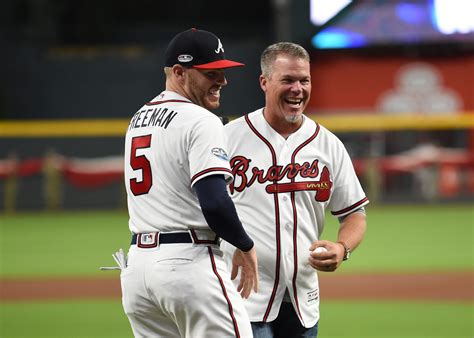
[{"x1": 282, "y1": 196, "x2": 288, "y2": 201}]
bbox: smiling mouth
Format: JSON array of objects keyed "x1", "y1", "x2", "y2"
[
  {"x1": 285, "y1": 98, "x2": 303, "y2": 106},
  {"x1": 210, "y1": 88, "x2": 221, "y2": 98}
]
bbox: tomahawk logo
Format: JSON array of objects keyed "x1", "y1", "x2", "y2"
[{"x1": 215, "y1": 39, "x2": 224, "y2": 53}]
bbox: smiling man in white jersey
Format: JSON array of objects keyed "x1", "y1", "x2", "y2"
[
  {"x1": 122, "y1": 28, "x2": 258, "y2": 338},
  {"x1": 222, "y1": 42, "x2": 369, "y2": 338}
]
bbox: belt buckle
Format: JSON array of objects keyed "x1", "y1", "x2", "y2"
[
  {"x1": 189, "y1": 229, "x2": 219, "y2": 245},
  {"x1": 137, "y1": 232, "x2": 159, "y2": 248}
]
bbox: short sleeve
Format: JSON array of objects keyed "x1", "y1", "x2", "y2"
[
  {"x1": 328, "y1": 140, "x2": 369, "y2": 217},
  {"x1": 188, "y1": 114, "x2": 233, "y2": 187}
]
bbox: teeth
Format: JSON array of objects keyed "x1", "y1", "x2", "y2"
[{"x1": 286, "y1": 99, "x2": 302, "y2": 104}]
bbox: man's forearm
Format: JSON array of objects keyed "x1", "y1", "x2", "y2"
[{"x1": 337, "y1": 211, "x2": 367, "y2": 252}]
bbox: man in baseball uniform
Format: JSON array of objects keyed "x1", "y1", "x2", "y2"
[
  {"x1": 122, "y1": 28, "x2": 258, "y2": 338},
  {"x1": 222, "y1": 42, "x2": 369, "y2": 337}
]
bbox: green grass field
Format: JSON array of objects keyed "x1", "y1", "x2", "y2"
[
  {"x1": 319, "y1": 302, "x2": 473, "y2": 338},
  {"x1": 1, "y1": 300, "x2": 471, "y2": 338},
  {"x1": 0, "y1": 300, "x2": 132, "y2": 338},
  {"x1": 321, "y1": 204, "x2": 474, "y2": 273},
  {"x1": 1, "y1": 204, "x2": 472, "y2": 277},
  {"x1": 1, "y1": 204, "x2": 473, "y2": 337}
]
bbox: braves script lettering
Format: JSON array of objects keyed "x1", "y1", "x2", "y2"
[{"x1": 230, "y1": 156, "x2": 332, "y2": 202}]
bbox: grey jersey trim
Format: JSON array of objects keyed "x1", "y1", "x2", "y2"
[{"x1": 338, "y1": 207, "x2": 366, "y2": 223}]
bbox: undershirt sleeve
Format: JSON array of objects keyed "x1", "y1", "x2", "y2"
[{"x1": 194, "y1": 174, "x2": 254, "y2": 252}]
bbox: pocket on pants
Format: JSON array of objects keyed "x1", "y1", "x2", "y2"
[{"x1": 155, "y1": 258, "x2": 193, "y2": 265}]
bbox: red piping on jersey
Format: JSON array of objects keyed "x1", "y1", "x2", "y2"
[
  {"x1": 145, "y1": 99, "x2": 192, "y2": 105},
  {"x1": 244, "y1": 114, "x2": 281, "y2": 322},
  {"x1": 191, "y1": 167, "x2": 233, "y2": 186},
  {"x1": 289, "y1": 123, "x2": 320, "y2": 326},
  {"x1": 331, "y1": 197, "x2": 369, "y2": 216},
  {"x1": 207, "y1": 247, "x2": 241, "y2": 338}
]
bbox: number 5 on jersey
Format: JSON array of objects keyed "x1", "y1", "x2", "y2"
[{"x1": 129, "y1": 135, "x2": 152, "y2": 195}]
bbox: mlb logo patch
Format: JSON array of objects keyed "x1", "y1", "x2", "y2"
[{"x1": 138, "y1": 233, "x2": 158, "y2": 248}]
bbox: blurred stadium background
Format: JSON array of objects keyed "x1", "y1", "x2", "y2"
[{"x1": 0, "y1": 0, "x2": 473, "y2": 337}]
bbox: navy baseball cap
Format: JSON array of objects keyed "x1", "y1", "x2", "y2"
[{"x1": 164, "y1": 28, "x2": 244, "y2": 69}]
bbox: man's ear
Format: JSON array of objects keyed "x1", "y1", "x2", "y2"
[
  {"x1": 259, "y1": 74, "x2": 267, "y2": 92},
  {"x1": 173, "y1": 64, "x2": 186, "y2": 79}
]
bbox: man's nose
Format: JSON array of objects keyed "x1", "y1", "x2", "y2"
[
  {"x1": 290, "y1": 81, "x2": 302, "y2": 93},
  {"x1": 216, "y1": 72, "x2": 227, "y2": 86}
]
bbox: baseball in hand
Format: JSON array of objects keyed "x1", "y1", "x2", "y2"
[{"x1": 313, "y1": 247, "x2": 328, "y2": 253}]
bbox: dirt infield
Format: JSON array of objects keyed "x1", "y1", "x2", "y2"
[{"x1": 1, "y1": 272, "x2": 472, "y2": 302}]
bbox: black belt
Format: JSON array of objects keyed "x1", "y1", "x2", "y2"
[
  {"x1": 131, "y1": 232, "x2": 192, "y2": 246},
  {"x1": 131, "y1": 231, "x2": 220, "y2": 249}
]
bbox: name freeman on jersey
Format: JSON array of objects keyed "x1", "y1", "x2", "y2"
[
  {"x1": 230, "y1": 155, "x2": 333, "y2": 202},
  {"x1": 128, "y1": 107, "x2": 178, "y2": 130}
]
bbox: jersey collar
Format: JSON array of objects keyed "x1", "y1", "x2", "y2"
[{"x1": 150, "y1": 91, "x2": 193, "y2": 104}]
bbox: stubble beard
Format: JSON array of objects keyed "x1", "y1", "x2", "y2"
[
  {"x1": 187, "y1": 75, "x2": 219, "y2": 111},
  {"x1": 285, "y1": 114, "x2": 302, "y2": 124}
]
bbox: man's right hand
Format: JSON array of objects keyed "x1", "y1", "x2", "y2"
[{"x1": 231, "y1": 247, "x2": 259, "y2": 299}]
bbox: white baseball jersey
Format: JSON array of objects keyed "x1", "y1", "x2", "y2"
[
  {"x1": 121, "y1": 90, "x2": 253, "y2": 337},
  {"x1": 124, "y1": 90, "x2": 233, "y2": 233},
  {"x1": 222, "y1": 109, "x2": 369, "y2": 327}
]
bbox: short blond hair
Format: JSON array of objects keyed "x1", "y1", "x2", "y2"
[
  {"x1": 164, "y1": 67, "x2": 172, "y2": 77},
  {"x1": 260, "y1": 42, "x2": 310, "y2": 78}
]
